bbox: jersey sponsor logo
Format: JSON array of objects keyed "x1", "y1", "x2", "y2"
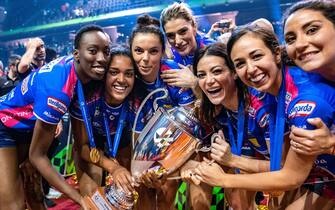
[
  {"x1": 248, "y1": 106, "x2": 256, "y2": 118},
  {"x1": 259, "y1": 113, "x2": 269, "y2": 128},
  {"x1": 43, "y1": 111, "x2": 59, "y2": 121},
  {"x1": 1, "y1": 110, "x2": 33, "y2": 123},
  {"x1": 39, "y1": 57, "x2": 62, "y2": 73},
  {"x1": 288, "y1": 101, "x2": 316, "y2": 118},
  {"x1": 47, "y1": 97, "x2": 67, "y2": 114},
  {"x1": 21, "y1": 75, "x2": 30, "y2": 95}
]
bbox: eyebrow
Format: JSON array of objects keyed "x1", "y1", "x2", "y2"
[{"x1": 285, "y1": 20, "x2": 322, "y2": 36}]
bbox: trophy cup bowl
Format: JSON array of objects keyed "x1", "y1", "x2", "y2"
[{"x1": 131, "y1": 106, "x2": 202, "y2": 179}]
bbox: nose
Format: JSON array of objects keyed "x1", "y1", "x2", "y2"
[
  {"x1": 117, "y1": 73, "x2": 125, "y2": 83},
  {"x1": 175, "y1": 34, "x2": 183, "y2": 46},
  {"x1": 97, "y1": 51, "x2": 107, "y2": 65},
  {"x1": 205, "y1": 74, "x2": 215, "y2": 86},
  {"x1": 295, "y1": 33, "x2": 308, "y2": 52},
  {"x1": 246, "y1": 60, "x2": 257, "y2": 76},
  {"x1": 142, "y1": 51, "x2": 149, "y2": 62}
]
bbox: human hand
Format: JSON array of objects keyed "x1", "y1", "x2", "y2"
[
  {"x1": 26, "y1": 38, "x2": 44, "y2": 51},
  {"x1": 138, "y1": 167, "x2": 167, "y2": 189},
  {"x1": 210, "y1": 130, "x2": 235, "y2": 167},
  {"x1": 111, "y1": 166, "x2": 136, "y2": 194},
  {"x1": 54, "y1": 120, "x2": 63, "y2": 138},
  {"x1": 290, "y1": 118, "x2": 335, "y2": 156},
  {"x1": 180, "y1": 168, "x2": 201, "y2": 185},
  {"x1": 160, "y1": 64, "x2": 197, "y2": 89},
  {"x1": 193, "y1": 158, "x2": 226, "y2": 187}
]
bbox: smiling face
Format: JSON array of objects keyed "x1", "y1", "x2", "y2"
[
  {"x1": 131, "y1": 32, "x2": 163, "y2": 82},
  {"x1": 105, "y1": 55, "x2": 135, "y2": 106},
  {"x1": 230, "y1": 33, "x2": 282, "y2": 95},
  {"x1": 164, "y1": 18, "x2": 197, "y2": 56},
  {"x1": 74, "y1": 31, "x2": 110, "y2": 83},
  {"x1": 284, "y1": 9, "x2": 335, "y2": 80},
  {"x1": 197, "y1": 55, "x2": 237, "y2": 107}
]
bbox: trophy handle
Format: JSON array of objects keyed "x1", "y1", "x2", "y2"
[{"x1": 131, "y1": 88, "x2": 169, "y2": 149}]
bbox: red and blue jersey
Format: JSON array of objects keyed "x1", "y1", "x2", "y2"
[
  {"x1": 171, "y1": 33, "x2": 215, "y2": 66},
  {"x1": 247, "y1": 89, "x2": 277, "y2": 158},
  {"x1": 283, "y1": 66, "x2": 335, "y2": 199},
  {"x1": 0, "y1": 56, "x2": 77, "y2": 131}
]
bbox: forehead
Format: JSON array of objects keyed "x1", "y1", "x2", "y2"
[
  {"x1": 110, "y1": 55, "x2": 132, "y2": 66},
  {"x1": 132, "y1": 33, "x2": 162, "y2": 48},
  {"x1": 80, "y1": 31, "x2": 109, "y2": 47},
  {"x1": 164, "y1": 18, "x2": 193, "y2": 33},
  {"x1": 198, "y1": 55, "x2": 226, "y2": 69},
  {"x1": 233, "y1": 33, "x2": 266, "y2": 51},
  {"x1": 285, "y1": 9, "x2": 326, "y2": 31}
]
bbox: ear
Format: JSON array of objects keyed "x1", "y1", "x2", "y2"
[
  {"x1": 274, "y1": 46, "x2": 281, "y2": 65},
  {"x1": 73, "y1": 49, "x2": 80, "y2": 63}
]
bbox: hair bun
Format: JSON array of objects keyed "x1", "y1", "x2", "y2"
[{"x1": 137, "y1": 14, "x2": 160, "y2": 28}]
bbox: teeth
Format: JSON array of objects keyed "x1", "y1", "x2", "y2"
[
  {"x1": 299, "y1": 52, "x2": 316, "y2": 61},
  {"x1": 93, "y1": 67, "x2": 105, "y2": 73},
  {"x1": 250, "y1": 74, "x2": 265, "y2": 83},
  {"x1": 114, "y1": 86, "x2": 126, "y2": 90}
]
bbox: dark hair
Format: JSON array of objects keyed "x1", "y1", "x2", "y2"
[
  {"x1": 109, "y1": 44, "x2": 136, "y2": 68},
  {"x1": 74, "y1": 24, "x2": 106, "y2": 49},
  {"x1": 193, "y1": 42, "x2": 249, "y2": 124},
  {"x1": 129, "y1": 14, "x2": 165, "y2": 54},
  {"x1": 8, "y1": 54, "x2": 21, "y2": 66},
  {"x1": 129, "y1": 14, "x2": 165, "y2": 81},
  {"x1": 45, "y1": 48, "x2": 57, "y2": 63},
  {"x1": 283, "y1": 0, "x2": 335, "y2": 28}
]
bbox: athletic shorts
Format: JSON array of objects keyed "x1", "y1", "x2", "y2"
[{"x1": 0, "y1": 122, "x2": 32, "y2": 148}]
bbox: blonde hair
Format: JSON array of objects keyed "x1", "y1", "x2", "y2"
[{"x1": 160, "y1": 2, "x2": 197, "y2": 31}]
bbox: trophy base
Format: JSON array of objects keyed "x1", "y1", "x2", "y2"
[{"x1": 84, "y1": 187, "x2": 117, "y2": 210}]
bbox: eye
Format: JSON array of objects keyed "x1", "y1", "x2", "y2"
[
  {"x1": 166, "y1": 33, "x2": 175, "y2": 40},
  {"x1": 134, "y1": 47, "x2": 144, "y2": 54},
  {"x1": 104, "y1": 47, "x2": 111, "y2": 55},
  {"x1": 125, "y1": 71, "x2": 134, "y2": 77},
  {"x1": 306, "y1": 25, "x2": 319, "y2": 35},
  {"x1": 178, "y1": 28, "x2": 188, "y2": 35},
  {"x1": 234, "y1": 61, "x2": 245, "y2": 69},
  {"x1": 212, "y1": 69, "x2": 223, "y2": 75},
  {"x1": 109, "y1": 70, "x2": 118, "y2": 76},
  {"x1": 196, "y1": 72, "x2": 206, "y2": 79},
  {"x1": 149, "y1": 48, "x2": 159, "y2": 55},
  {"x1": 252, "y1": 53, "x2": 263, "y2": 60},
  {"x1": 88, "y1": 48, "x2": 97, "y2": 54},
  {"x1": 285, "y1": 35, "x2": 296, "y2": 45}
]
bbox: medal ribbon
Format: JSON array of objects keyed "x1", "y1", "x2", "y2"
[
  {"x1": 226, "y1": 99, "x2": 245, "y2": 156},
  {"x1": 77, "y1": 79, "x2": 96, "y2": 149},
  {"x1": 102, "y1": 100, "x2": 128, "y2": 158},
  {"x1": 269, "y1": 67, "x2": 286, "y2": 171}
]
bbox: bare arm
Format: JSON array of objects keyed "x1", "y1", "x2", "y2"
[
  {"x1": 18, "y1": 38, "x2": 42, "y2": 73},
  {"x1": 71, "y1": 117, "x2": 135, "y2": 193},
  {"x1": 29, "y1": 119, "x2": 86, "y2": 206},
  {"x1": 195, "y1": 147, "x2": 315, "y2": 191}
]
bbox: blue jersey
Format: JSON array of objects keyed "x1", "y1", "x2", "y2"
[
  {"x1": 171, "y1": 33, "x2": 215, "y2": 66},
  {"x1": 134, "y1": 59, "x2": 196, "y2": 133},
  {"x1": 283, "y1": 66, "x2": 335, "y2": 199},
  {"x1": 0, "y1": 56, "x2": 77, "y2": 131},
  {"x1": 247, "y1": 89, "x2": 276, "y2": 158},
  {"x1": 70, "y1": 91, "x2": 137, "y2": 148},
  {"x1": 214, "y1": 109, "x2": 257, "y2": 158}
]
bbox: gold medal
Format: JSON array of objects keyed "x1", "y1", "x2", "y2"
[{"x1": 90, "y1": 148, "x2": 100, "y2": 163}]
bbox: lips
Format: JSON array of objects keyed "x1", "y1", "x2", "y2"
[
  {"x1": 92, "y1": 66, "x2": 105, "y2": 75},
  {"x1": 250, "y1": 73, "x2": 265, "y2": 83},
  {"x1": 176, "y1": 44, "x2": 188, "y2": 52},
  {"x1": 113, "y1": 85, "x2": 128, "y2": 93},
  {"x1": 298, "y1": 51, "x2": 319, "y2": 62}
]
